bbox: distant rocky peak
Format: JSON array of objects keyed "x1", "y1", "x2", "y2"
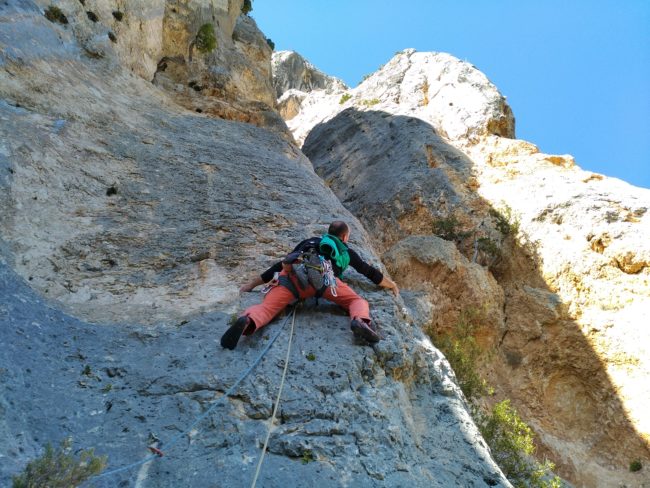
[
  {"x1": 279, "y1": 48, "x2": 515, "y2": 145},
  {"x1": 271, "y1": 50, "x2": 348, "y2": 98},
  {"x1": 354, "y1": 49, "x2": 514, "y2": 141}
]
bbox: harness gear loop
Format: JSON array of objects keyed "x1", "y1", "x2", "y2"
[
  {"x1": 251, "y1": 307, "x2": 296, "y2": 487},
  {"x1": 277, "y1": 275, "x2": 300, "y2": 302},
  {"x1": 279, "y1": 241, "x2": 341, "y2": 301}
]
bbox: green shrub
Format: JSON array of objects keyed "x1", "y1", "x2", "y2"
[
  {"x1": 242, "y1": 0, "x2": 253, "y2": 15},
  {"x1": 630, "y1": 459, "x2": 642, "y2": 472},
  {"x1": 195, "y1": 23, "x2": 217, "y2": 54},
  {"x1": 433, "y1": 310, "x2": 488, "y2": 400},
  {"x1": 359, "y1": 98, "x2": 380, "y2": 107},
  {"x1": 490, "y1": 206, "x2": 519, "y2": 236},
  {"x1": 339, "y1": 93, "x2": 352, "y2": 105},
  {"x1": 112, "y1": 10, "x2": 124, "y2": 21},
  {"x1": 306, "y1": 352, "x2": 316, "y2": 361},
  {"x1": 432, "y1": 216, "x2": 471, "y2": 242},
  {"x1": 477, "y1": 400, "x2": 535, "y2": 477},
  {"x1": 301, "y1": 449, "x2": 315, "y2": 464},
  {"x1": 12, "y1": 438, "x2": 106, "y2": 488},
  {"x1": 477, "y1": 236, "x2": 502, "y2": 267},
  {"x1": 476, "y1": 401, "x2": 563, "y2": 488},
  {"x1": 266, "y1": 37, "x2": 275, "y2": 50},
  {"x1": 44, "y1": 6, "x2": 68, "y2": 24},
  {"x1": 477, "y1": 237, "x2": 499, "y2": 256},
  {"x1": 431, "y1": 313, "x2": 564, "y2": 487}
]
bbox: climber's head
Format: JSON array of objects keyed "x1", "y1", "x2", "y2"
[{"x1": 328, "y1": 220, "x2": 350, "y2": 243}]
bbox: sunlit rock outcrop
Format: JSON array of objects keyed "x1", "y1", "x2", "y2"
[
  {"x1": 272, "y1": 51, "x2": 347, "y2": 122},
  {"x1": 289, "y1": 49, "x2": 650, "y2": 487}
]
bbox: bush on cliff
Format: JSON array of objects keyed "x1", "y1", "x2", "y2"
[
  {"x1": 44, "y1": 6, "x2": 68, "y2": 25},
  {"x1": 242, "y1": 0, "x2": 253, "y2": 15},
  {"x1": 476, "y1": 401, "x2": 562, "y2": 488},
  {"x1": 12, "y1": 438, "x2": 106, "y2": 488},
  {"x1": 432, "y1": 312, "x2": 564, "y2": 487},
  {"x1": 432, "y1": 215, "x2": 472, "y2": 242},
  {"x1": 433, "y1": 309, "x2": 489, "y2": 400},
  {"x1": 195, "y1": 24, "x2": 217, "y2": 54}
]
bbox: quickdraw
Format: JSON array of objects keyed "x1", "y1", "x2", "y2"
[{"x1": 321, "y1": 256, "x2": 337, "y2": 297}]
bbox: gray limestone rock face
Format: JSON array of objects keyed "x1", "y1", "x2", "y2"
[
  {"x1": 304, "y1": 108, "x2": 481, "y2": 252},
  {"x1": 0, "y1": 261, "x2": 509, "y2": 487},
  {"x1": 0, "y1": 1, "x2": 308, "y2": 326},
  {"x1": 272, "y1": 51, "x2": 348, "y2": 99},
  {"x1": 0, "y1": 3, "x2": 511, "y2": 487}
]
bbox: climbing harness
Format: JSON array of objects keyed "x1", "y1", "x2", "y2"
[
  {"x1": 87, "y1": 308, "x2": 297, "y2": 485},
  {"x1": 269, "y1": 233, "x2": 352, "y2": 302},
  {"x1": 279, "y1": 247, "x2": 338, "y2": 301},
  {"x1": 277, "y1": 274, "x2": 301, "y2": 301},
  {"x1": 251, "y1": 307, "x2": 296, "y2": 487}
]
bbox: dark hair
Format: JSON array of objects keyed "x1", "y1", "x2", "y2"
[{"x1": 328, "y1": 220, "x2": 349, "y2": 239}]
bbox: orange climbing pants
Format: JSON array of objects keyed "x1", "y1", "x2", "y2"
[{"x1": 243, "y1": 271, "x2": 370, "y2": 334}]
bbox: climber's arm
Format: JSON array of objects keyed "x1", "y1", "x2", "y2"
[
  {"x1": 239, "y1": 261, "x2": 282, "y2": 293},
  {"x1": 348, "y1": 248, "x2": 399, "y2": 296}
]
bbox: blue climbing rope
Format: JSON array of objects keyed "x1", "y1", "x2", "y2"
[{"x1": 87, "y1": 309, "x2": 295, "y2": 485}]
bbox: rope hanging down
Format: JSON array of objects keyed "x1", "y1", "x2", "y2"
[
  {"x1": 251, "y1": 307, "x2": 296, "y2": 487},
  {"x1": 87, "y1": 308, "x2": 296, "y2": 485}
]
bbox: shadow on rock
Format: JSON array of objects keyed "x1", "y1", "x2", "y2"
[{"x1": 303, "y1": 108, "x2": 650, "y2": 486}]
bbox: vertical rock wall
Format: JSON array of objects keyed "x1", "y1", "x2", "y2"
[{"x1": 0, "y1": 3, "x2": 513, "y2": 487}]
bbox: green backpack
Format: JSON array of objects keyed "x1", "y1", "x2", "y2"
[{"x1": 319, "y1": 234, "x2": 350, "y2": 274}]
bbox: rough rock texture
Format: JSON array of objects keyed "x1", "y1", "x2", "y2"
[
  {"x1": 277, "y1": 88, "x2": 308, "y2": 120},
  {"x1": 153, "y1": 9, "x2": 290, "y2": 135},
  {"x1": 272, "y1": 51, "x2": 348, "y2": 122},
  {"x1": 26, "y1": 0, "x2": 287, "y2": 135},
  {"x1": 272, "y1": 50, "x2": 348, "y2": 99},
  {"x1": 0, "y1": 3, "x2": 510, "y2": 487},
  {"x1": 465, "y1": 137, "x2": 650, "y2": 485},
  {"x1": 295, "y1": 51, "x2": 650, "y2": 486},
  {"x1": 384, "y1": 236, "x2": 504, "y2": 344},
  {"x1": 0, "y1": 260, "x2": 509, "y2": 488},
  {"x1": 285, "y1": 49, "x2": 514, "y2": 146}
]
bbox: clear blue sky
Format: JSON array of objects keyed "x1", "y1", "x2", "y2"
[{"x1": 253, "y1": 0, "x2": 650, "y2": 189}]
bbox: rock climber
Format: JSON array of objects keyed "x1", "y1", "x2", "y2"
[{"x1": 220, "y1": 220, "x2": 399, "y2": 349}]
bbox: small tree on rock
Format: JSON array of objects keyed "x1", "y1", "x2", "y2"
[{"x1": 12, "y1": 438, "x2": 106, "y2": 488}]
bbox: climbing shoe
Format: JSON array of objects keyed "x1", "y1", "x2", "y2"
[
  {"x1": 221, "y1": 316, "x2": 249, "y2": 350},
  {"x1": 350, "y1": 319, "x2": 381, "y2": 343}
]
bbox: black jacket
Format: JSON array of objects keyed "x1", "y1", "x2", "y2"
[{"x1": 260, "y1": 237, "x2": 383, "y2": 285}]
